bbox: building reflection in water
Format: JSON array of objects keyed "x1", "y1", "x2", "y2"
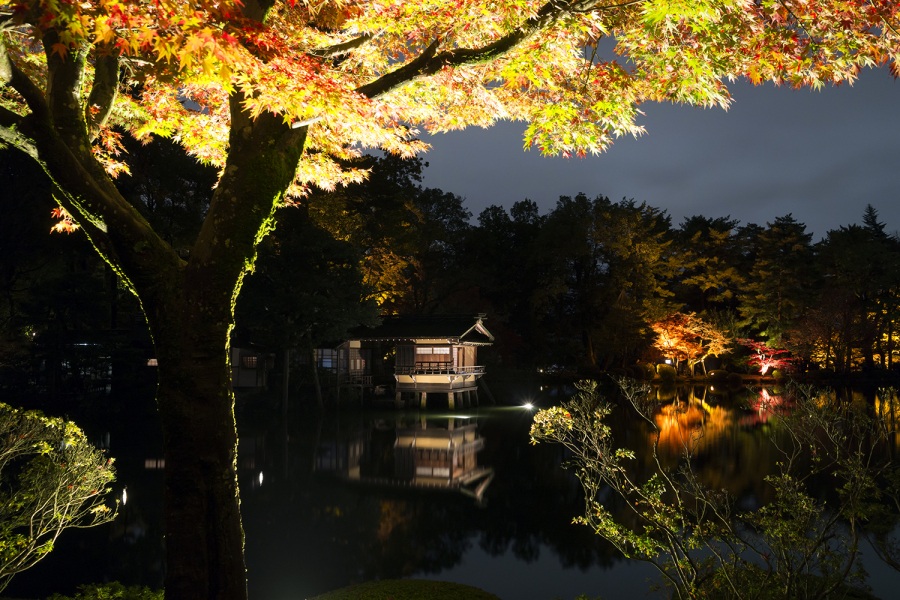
[{"x1": 314, "y1": 415, "x2": 494, "y2": 503}]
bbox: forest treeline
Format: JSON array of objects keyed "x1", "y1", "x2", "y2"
[{"x1": 2, "y1": 141, "x2": 899, "y2": 387}]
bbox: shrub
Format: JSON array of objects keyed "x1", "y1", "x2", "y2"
[
  {"x1": 48, "y1": 583, "x2": 163, "y2": 600},
  {"x1": 655, "y1": 363, "x2": 677, "y2": 381},
  {"x1": 707, "y1": 369, "x2": 729, "y2": 383},
  {"x1": 0, "y1": 403, "x2": 117, "y2": 592}
]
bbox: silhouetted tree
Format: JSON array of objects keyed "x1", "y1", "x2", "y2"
[{"x1": 737, "y1": 215, "x2": 815, "y2": 345}]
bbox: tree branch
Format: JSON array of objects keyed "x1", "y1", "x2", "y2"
[
  {"x1": 190, "y1": 90, "x2": 309, "y2": 304},
  {"x1": 2, "y1": 32, "x2": 182, "y2": 304},
  {"x1": 0, "y1": 104, "x2": 22, "y2": 128},
  {"x1": 86, "y1": 48, "x2": 119, "y2": 140},
  {"x1": 310, "y1": 33, "x2": 373, "y2": 59},
  {"x1": 44, "y1": 30, "x2": 91, "y2": 151},
  {"x1": 0, "y1": 38, "x2": 49, "y2": 119},
  {"x1": 356, "y1": 0, "x2": 611, "y2": 99},
  {"x1": 356, "y1": 38, "x2": 442, "y2": 98}
]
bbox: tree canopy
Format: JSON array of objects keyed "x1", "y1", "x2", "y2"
[{"x1": 2, "y1": 0, "x2": 897, "y2": 184}]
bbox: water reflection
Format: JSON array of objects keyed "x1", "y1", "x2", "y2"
[
  {"x1": 314, "y1": 415, "x2": 494, "y2": 502},
  {"x1": 4, "y1": 384, "x2": 900, "y2": 600}
]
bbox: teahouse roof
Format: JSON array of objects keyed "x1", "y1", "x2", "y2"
[{"x1": 349, "y1": 314, "x2": 494, "y2": 346}]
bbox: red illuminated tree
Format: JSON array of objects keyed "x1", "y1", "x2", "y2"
[
  {"x1": 739, "y1": 338, "x2": 797, "y2": 376},
  {"x1": 0, "y1": 1, "x2": 896, "y2": 598}
]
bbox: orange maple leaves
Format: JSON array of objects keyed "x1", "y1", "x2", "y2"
[
  {"x1": 50, "y1": 207, "x2": 80, "y2": 233},
  {"x1": 652, "y1": 312, "x2": 731, "y2": 375}
]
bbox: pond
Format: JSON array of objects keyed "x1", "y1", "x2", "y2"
[{"x1": 4, "y1": 381, "x2": 900, "y2": 599}]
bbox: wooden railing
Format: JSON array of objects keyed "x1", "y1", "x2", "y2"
[
  {"x1": 395, "y1": 363, "x2": 485, "y2": 376},
  {"x1": 339, "y1": 371, "x2": 372, "y2": 386}
]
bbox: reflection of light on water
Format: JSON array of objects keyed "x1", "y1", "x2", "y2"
[
  {"x1": 122, "y1": 486, "x2": 128, "y2": 506},
  {"x1": 742, "y1": 389, "x2": 788, "y2": 426},
  {"x1": 652, "y1": 396, "x2": 737, "y2": 453}
]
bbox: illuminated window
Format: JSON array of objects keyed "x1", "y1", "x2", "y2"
[
  {"x1": 318, "y1": 349, "x2": 338, "y2": 370},
  {"x1": 242, "y1": 355, "x2": 258, "y2": 369}
]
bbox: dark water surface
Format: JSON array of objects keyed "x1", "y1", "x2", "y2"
[{"x1": 5, "y1": 383, "x2": 900, "y2": 599}]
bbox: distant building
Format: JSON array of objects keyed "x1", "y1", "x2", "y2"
[
  {"x1": 334, "y1": 314, "x2": 494, "y2": 408},
  {"x1": 230, "y1": 346, "x2": 274, "y2": 389}
]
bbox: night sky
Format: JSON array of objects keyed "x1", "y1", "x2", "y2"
[{"x1": 419, "y1": 67, "x2": 899, "y2": 241}]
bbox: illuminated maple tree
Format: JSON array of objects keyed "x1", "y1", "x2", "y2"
[
  {"x1": 0, "y1": 1, "x2": 897, "y2": 598},
  {"x1": 739, "y1": 337, "x2": 797, "y2": 375},
  {"x1": 652, "y1": 312, "x2": 731, "y2": 375}
]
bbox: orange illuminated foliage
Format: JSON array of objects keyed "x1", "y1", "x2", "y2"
[
  {"x1": 2, "y1": 0, "x2": 897, "y2": 190},
  {"x1": 652, "y1": 312, "x2": 731, "y2": 375},
  {"x1": 49, "y1": 207, "x2": 80, "y2": 233}
]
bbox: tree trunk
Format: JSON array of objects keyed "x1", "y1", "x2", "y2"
[
  {"x1": 158, "y1": 357, "x2": 245, "y2": 600},
  {"x1": 2, "y1": 32, "x2": 308, "y2": 598},
  {"x1": 139, "y1": 106, "x2": 308, "y2": 599},
  {"x1": 149, "y1": 281, "x2": 246, "y2": 600}
]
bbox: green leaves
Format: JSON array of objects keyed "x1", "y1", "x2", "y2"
[
  {"x1": 531, "y1": 380, "x2": 898, "y2": 599},
  {"x1": 0, "y1": 403, "x2": 117, "y2": 592}
]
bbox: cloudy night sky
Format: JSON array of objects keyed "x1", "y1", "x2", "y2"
[{"x1": 419, "y1": 67, "x2": 899, "y2": 241}]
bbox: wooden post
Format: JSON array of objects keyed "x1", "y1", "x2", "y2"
[
  {"x1": 448, "y1": 391, "x2": 455, "y2": 410},
  {"x1": 419, "y1": 391, "x2": 427, "y2": 409},
  {"x1": 309, "y1": 342, "x2": 323, "y2": 410}
]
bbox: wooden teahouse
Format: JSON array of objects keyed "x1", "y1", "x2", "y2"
[{"x1": 339, "y1": 314, "x2": 494, "y2": 408}]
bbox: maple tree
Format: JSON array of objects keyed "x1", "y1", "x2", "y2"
[
  {"x1": 738, "y1": 338, "x2": 797, "y2": 375},
  {"x1": 652, "y1": 312, "x2": 731, "y2": 375},
  {"x1": 0, "y1": 0, "x2": 897, "y2": 598}
]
